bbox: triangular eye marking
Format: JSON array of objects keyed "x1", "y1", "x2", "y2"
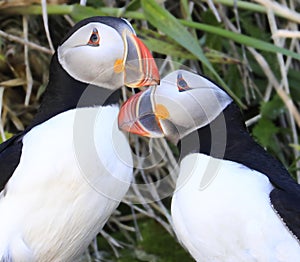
[
  {"x1": 88, "y1": 28, "x2": 100, "y2": 46},
  {"x1": 177, "y1": 72, "x2": 190, "y2": 92}
]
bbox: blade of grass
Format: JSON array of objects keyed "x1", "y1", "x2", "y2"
[
  {"x1": 0, "y1": 4, "x2": 144, "y2": 20},
  {"x1": 0, "y1": 4, "x2": 74, "y2": 15},
  {"x1": 138, "y1": 29, "x2": 195, "y2": 59},
  {"x1": 41, "y1": 0, "x2": 55, "y2": 52},
  {"x1": 141, "y1": 0, "x2": 212, "y2": 73},
  {"x1": 213, "y1": 0, "x2": 300, "y2": 23},
  {"x1": 0, "y1": 29, "x2": 53, "y2": 54},
  {"x1": 180, "y1": 20, "x2": 300, "y2": 61},
  {"x1": 141, "y1": 0, "x2": 245, "y2": 108},
  {"x1": 141, "y1": 31, "x2": 239, "y2": 64}
]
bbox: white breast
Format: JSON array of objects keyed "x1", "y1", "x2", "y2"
[
  {"x1": 171, "y1": 153, "x2": 300, "y2": 262},
  {"x1": 0, "y1": 105, "x2": 132, "y2": 262}
]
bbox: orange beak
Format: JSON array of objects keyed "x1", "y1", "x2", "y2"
[
  {"x1": 118, "y1": 88, "x2": 164, "y2": 137},
  {"x1": 123, "y1": 31, "x2": 160, "y2": 88}
]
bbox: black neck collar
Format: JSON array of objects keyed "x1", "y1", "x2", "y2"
[
  {"x1": 178, "y1": 102, "x2": 298, "y2": 192},
  {"x1": 29, "y1": 53, "x2": 120, "y2": 128}
]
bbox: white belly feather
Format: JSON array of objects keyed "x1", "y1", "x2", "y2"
[
  {"x1": 171, "y1": 153, "x2": 300, "y2": 262},
  {"x1": 0, "y1": 105, "x2": 132, "y2": 262}
]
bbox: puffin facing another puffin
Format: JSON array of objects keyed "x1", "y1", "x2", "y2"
[
  {"x1": 0, "y1": 16, "x2": 159, "y2": 262},
  {"x1": 118, "y1": 70, "x2": 300, "y2": 261}
]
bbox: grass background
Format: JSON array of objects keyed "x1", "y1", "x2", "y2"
[{"x1": 0, "y1": 0, "x2": 300, "y2": 261}]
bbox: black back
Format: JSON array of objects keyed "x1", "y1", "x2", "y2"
[
  {"x1": 179, "y1": 102, "x2": 300, "y2": 241},
  {"x1": 0, "y1": 134, "x2": 23, "y2": 192}
]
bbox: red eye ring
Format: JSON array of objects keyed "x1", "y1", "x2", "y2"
[{"x1": 88, "y1": 28, "x2": 100, "y2": 46}]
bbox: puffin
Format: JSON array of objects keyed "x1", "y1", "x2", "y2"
[
  {"x1": 118, "y1": 70, "x2": 300, "y2": 261},
  {"x1": 0, "y1": 16, "x2": 159, "y2": 262}
]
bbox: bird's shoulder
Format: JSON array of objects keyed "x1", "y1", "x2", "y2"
[
  {"x1": 0, "y1": 110, "x2": 75, "y2": 193},
  {"x1": 0, "y1": 132, "x2": 26, "y2": 192}
]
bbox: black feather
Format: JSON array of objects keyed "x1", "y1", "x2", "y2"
[
  {"x1": 270, "y1": 189, "x2": 300, "y2": 241},
  {"x1": 0, "y1": 133, "x2": 24, "y2": 192}
]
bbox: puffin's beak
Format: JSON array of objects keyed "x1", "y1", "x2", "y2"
[
  {"x1": 118, "y1": 88, "x2": 165, "y2": 137},
  {"x1": 122, "y1": 31, "x2": 160, "y2": 88}
]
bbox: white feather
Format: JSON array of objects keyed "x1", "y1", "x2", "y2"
[
  {"x1": 171, "y1": 153, "x2": 300, "y2": 262},
  {"x1": 0, "y1": 105, "x2": 132, "y2": 262}
]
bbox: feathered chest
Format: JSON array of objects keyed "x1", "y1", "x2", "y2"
[
  {"x1": 171, "y1": 153, "x2": 300, "y2": 261},
  {"x1": 0, "y1": 105, "x2": 133, "y2": 262}
]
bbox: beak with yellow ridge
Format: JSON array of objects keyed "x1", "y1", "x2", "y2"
[
  {"x1": 122, "y1": 31, "x2": 160, "y2": 87},
  {"x1": 118, "y1": 70, "x2": 233, "y2": 144},
  {"x1": 58, "y1": 16, "x2": 159, "y2": 90}
]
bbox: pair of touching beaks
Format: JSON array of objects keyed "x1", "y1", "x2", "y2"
[{"x1": 119, "y1": 70, "x2": 233, "y2": 144}]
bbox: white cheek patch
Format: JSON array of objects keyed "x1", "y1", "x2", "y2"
[
  {"x1": 59, "y1": 46, "x2": 106, "y2": 84},
  {"x1": 154, "y1": 70, "x2": 233, "y2": 138},
  {"x1": 57, "y1": 23, "x2": 125, "y2": 89}
]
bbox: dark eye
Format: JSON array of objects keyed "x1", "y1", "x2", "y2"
[
  {"x1": 177, "y1": 73, "x2": 190, "y2": 92},
  {"x1": 88, "y1": 28, "x2": 100, "y2": 46}
]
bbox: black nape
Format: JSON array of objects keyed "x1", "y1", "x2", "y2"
[
  {"x1": 29, "y1": 53, "x2": 121, "y2": 129},
  {"x1": 178, "y1": 102, "x2": 298, "y2": 192},
  {"x1": 178, "y1": 102, "x2": 246, "y2": 161}
]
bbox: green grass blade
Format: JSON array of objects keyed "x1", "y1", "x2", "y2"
[
  {"x1": 142, "y1": 0, "x2": 210, "y2": 68},
  {"x1": 0, "y1": 4, "x2": 73, "y2": 15},
  {"x1": 0, "y1": 4, "x2": 144, "y2": 20},
  {"x1": 180, "y1": 20, "x2": 300, "y2": 61},
  {"x1": 141, "y1": 0, "x2": 245, "y2": 108}
]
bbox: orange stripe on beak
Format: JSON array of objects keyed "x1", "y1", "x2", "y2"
[
  {"x1": 118, "y1": 92, "x2": 150, "y2": 136},
  {"x1": 118, "y1": 89, "x2": 164, "y2": 138},
  {"x1": 123, "y1": 32, "x2": 160, "y2": 88},
  {"x1": 132, "y1": 35, "x2": 160, "y2": 87}
]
